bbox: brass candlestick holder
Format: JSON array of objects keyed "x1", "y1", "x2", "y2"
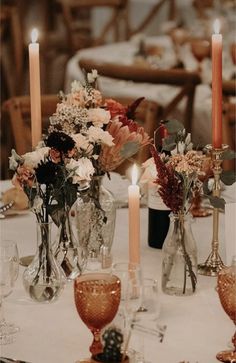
[{"x1": 198, "y1": 144, "x2": 229, "y2": 276}]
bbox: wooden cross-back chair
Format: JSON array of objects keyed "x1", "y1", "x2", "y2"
[
  {"x1": 2, "y1": 95, "x2": 59, "y2": 156},
  {"x1": 128, "y1": 0, "x2": 176, "y2": 38},
  {"x1": 0, "y1": 5, "x2": 25, "y2": 98},
  {"x1": 79, "y1": 58, "x2": 201, "y2": 133},
  {"x1": 57, "y1": 0, "x2": 129, "y2": 53}
]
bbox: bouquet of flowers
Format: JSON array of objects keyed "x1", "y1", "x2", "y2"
[
  {"x1": 48, "y1": 70, "x2": 150, "y2": 177},
  {"x1": 151, "y1": 125, "x2": 205, "y2": 215},
  {"x1": 150, "y1": 120, "x2": 206, "y2": 295},
  {"x1": 10, "y1": 70, "x2": 150, "y2": 222},
  {"x1": 9, "y1": 131, "x2": 93, "y2": 226},
  {"x1": 9, "y1": 70, "x2": 150, "y2": 276}
]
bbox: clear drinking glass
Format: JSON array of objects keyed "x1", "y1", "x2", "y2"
[{"x1": 0, "y1": 240, "x2": 20, "y2": 344}]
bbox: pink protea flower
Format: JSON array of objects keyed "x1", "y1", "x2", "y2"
[{"x1": 99, "y1": 119, "x2": 150, "y2": 172}]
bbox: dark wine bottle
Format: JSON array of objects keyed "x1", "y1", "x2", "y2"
[{"x1": 147, "y1": 182, "x2": 170, "y2": 249}]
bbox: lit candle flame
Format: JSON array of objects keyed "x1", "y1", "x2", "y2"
[
  {"x1": 213, "y1": 19, "x2": 220, "y2": 34},
  {"x1": 131, "y1": 164, "x2": 138, "y2": 185},
  {"x1": 31, "y1": 28, "x2": 38, "y2": 43}
]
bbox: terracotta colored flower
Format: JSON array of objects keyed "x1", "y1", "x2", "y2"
[{"x1": 105, "y1": 99, "x2": 127, "y2": 119}]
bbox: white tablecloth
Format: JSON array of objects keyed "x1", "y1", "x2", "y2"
[{"x1": 0, "y1": 179, "x2": 235, "y2": 363}]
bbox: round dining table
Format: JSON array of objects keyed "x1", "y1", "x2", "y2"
[{"x1": 0, "y1": 178, "x2": 235, "y2": 363}]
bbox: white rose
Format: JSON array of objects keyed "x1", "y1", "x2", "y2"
[
  {"x1": 88, "y1": 126, "x2": 114, "y2": 146},
  {"x1": 73, "y1": 133, "x2": 90, "y2": 150},
  {"x1": 66, "y1": 157, "x2": 95, "y2": 183},
  {"x1": 23, "y1": 147, "x2": 50, "y2": 168},
  {"x1": 88, "y1": 108, "x2": 111, "y2": 127}
]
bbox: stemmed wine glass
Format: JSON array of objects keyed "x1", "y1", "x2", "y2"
[
  {"x1": 74, "y1": 272, "x2": 121, "y2": 358},
  {"x1": 111, "y1": 262, "x2": 142, "y2": 327},
  {"x1": 170, "y1": 27, "x2": 189, "y2": 66},
  {"x1": 190, "y1": 38, "x2": 211, "y2": 73},
  {"x1": 112, "y1": 262, "x2": 142, "y2": 359},
  {"x1": 0, "y1": 240, "x2": 20, "y2": 344},
  {"x1": 216, "y1": 257, "x2": 236, "y2": 362}
]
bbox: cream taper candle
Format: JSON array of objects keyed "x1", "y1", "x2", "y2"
[
  {"x1": 212, "y1": 19, "x2": 222, "y2": 149},
  {"x1": 128, "y1": 164, "x2": 140, "y2": 264},
  {"x1": 29, "y1": 28, "x2": 42, "y2": 149}
]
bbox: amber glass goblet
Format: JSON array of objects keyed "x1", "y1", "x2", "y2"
[
  {"x1": 190, "y1": 38, "x2": 210, "y2": 73},
  {"x1": 74, "y1": 273, "x2": 121, "y2": 356},
  {"x1": 216, "y1": 258, "x2": 236, "y2": 362}
]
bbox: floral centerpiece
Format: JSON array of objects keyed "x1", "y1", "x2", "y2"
[
  {"x1": 9, "y1": 131, "x2": 94, "y2": 300},
  {"x1": 150, "y1": 119, "x2": 206, "y2": 296},
  {"x1": 9, "y1": 70, "x2": 150, "y2": 285},
  {"x1": 47, "y1": 70, "x2": 150, "y2": 257}
]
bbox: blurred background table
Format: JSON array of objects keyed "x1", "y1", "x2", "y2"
[{"x1": 65, "y1": 33, "x2": 235, "y2": 148}]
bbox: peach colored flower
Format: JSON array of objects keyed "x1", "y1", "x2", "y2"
[{"x1": 13, "y1": 165, "x2": 35, "y2": 188}]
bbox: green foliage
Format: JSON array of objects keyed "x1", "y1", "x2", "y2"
[
  {"x1": 161, "y1": 119, "x2": 184, "y2": 134},
  {"x1": 162, "y1": 134, "x2": 177, "y2": 152},
  {"x1": 120, "y1": 141, "x2": 139, "y2": 158},
  {"x1": 206, "y1": 195, "x2": 226, "y2": 210},
  {"x1": 221, "y1": 149, "x2": 236, "y2": 160},
  {"x1": 220, "y1": 170, "x2": 236, "y2": 185}
]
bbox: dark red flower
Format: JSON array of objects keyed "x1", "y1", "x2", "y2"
[{"x1": 150, "y1": 145, "x2": 183, "y2": 213}]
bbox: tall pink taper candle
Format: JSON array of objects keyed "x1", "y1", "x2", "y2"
[
  {"x1": 212, "y1": 19, "x2": 222, "y2": 149},
  {"x1": 128, "y1": 164, "x2": 140, "y2": 264},
  {"x1": 29, "y1": 28, "x2": 42, "y2": 149}
]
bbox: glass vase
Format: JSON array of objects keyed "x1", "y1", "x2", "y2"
[
  {"x1": 71, "y1": 176, "x2": 116, "y2": 260},
  {"x1": 54, "y1": 214, "x2": 87, "y2": 280},
  {"x1": 23, "y1": 222, "x2": 64, "y2": 303},
  {"x1": 162, "y1": 213, "x2": 197, "y2": 296}
]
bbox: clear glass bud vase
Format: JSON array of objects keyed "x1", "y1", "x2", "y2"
[
  {"x1": 162, "y1": 213, "x2": 198, "y2": 296},
  {"x1": 70, "y1": 176, "x2": 116, "y2": 259},
  {"x1": 23, "y1": 222, "x2": 64, "y2": 303},
  {"x1": 54, "y1": 215, "x2": 87, "y2": 280}
]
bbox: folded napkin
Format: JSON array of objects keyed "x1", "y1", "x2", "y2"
[{"x1": 1, "y1": 187, "x2": 28, "y2": 210}]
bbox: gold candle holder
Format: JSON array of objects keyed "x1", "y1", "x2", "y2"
[{"x1": 198, "y1": 144, "x2": 229, "y2": 276}]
